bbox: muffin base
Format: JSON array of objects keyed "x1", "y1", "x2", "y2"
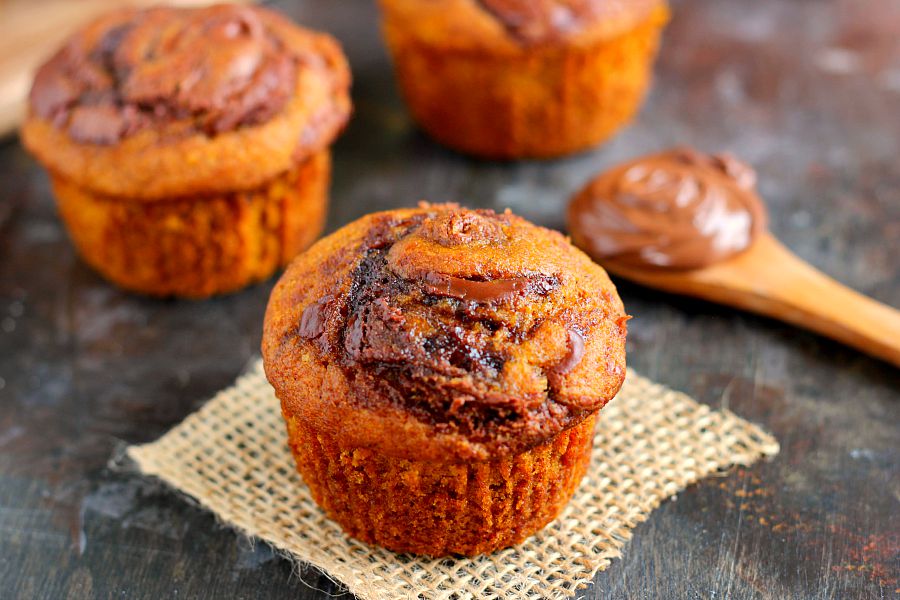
[
  {"x1": 51, "y1": 150, "x2": 330, "y2": 298},
  {"x1": 382, "y1": 7, "x2": 668, "y2": 159},
  {"x1": 285, "y1": 411, "x2": 596, "y2": 556}
]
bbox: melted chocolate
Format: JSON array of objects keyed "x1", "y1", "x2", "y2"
[
  {"x1": 423, "y1": 273, "x2": 530, "y2": 302},
  {"x1": 297, "y1": 295, "x2": 332, "y2": 339},
  {"x1": 300, "y1": 207, "x2": 595, "y2": 439},
  {"x1": 29, "y1": 5, "x2": 310, "y2": 144},
  {"x1": 477, "y1": 0, "x2": 593, "y2": 43},
  {"x1": 555, "y1": 329, "x2": 585, "y2": 374},
  {"x1": 568, "y1": 147, "x2": 768, "y2": 270},
  {"x1": 475, "y1": 0, "x2": 657, "y2": 45}
]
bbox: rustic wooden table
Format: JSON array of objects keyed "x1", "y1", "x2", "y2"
[{"x1": 1, "y1": 0, "x2": 898, "y2": 598}]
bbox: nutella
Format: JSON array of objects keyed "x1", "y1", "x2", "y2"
[
  {"x1": 29, "y1": 5, "x2": 299, "y2": 144},
  {"x1": 568, "y1": 148, "x2": 768, "y2": 270},
  {"x1": 423, "y1": 273, "x2": 531, "y2": 302}
]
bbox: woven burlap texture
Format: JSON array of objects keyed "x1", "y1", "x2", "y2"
[{"x1": 128, "y1": 359, "x2": 778, "y2": 600}]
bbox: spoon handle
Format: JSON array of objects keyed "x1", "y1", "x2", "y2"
[{"x1": 614, "y1": 233, "x2": 900, "y2": 367}]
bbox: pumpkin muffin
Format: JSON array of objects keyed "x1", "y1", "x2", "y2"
[
  {"x1": 378, "y1": 0, "x2": 669, "y2": 159},
  {"x1": 263, "y1": 203, "x2": 628, "y2": 556},
  {"x1": 21, "y1": 4, "x2": 351, "y2": 297}
]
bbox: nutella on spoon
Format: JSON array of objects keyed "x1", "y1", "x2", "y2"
[
  {"x1": 566, "y1": 148, "x2": 900, "y2": 367},
  {"x1": 568, "y1": 147, "x2": 768, "y2": 270}
]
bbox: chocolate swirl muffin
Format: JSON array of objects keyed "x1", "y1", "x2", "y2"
[
  {"x1": 378, "y1": 0, "x2": 669, "y2": 158},
  {"x1": 263, "y1": 203, "x2": 628, "y2": 556},
  {"x1": 21, "y1": 4, "x2": 351, "y2": 297}
]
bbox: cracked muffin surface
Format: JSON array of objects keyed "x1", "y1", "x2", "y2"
[{"x1": 263, "y1": 203, "x2": 628, "y2": 555}]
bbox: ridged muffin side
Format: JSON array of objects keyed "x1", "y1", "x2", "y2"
[
  {"x1": 286, "y1": 412, "x2": 595, "y2": 556},
  {"x1": 53, "y1": 150, "x2": 330, "y2": 298}
]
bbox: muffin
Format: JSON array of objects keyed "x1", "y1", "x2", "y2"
[
  {"x1": 263, "y1": 203, "x2": 628, "y2": 556},
  {"x1": 21, "y1": 4, "x2": 351, "y2": 297},
  {"x1": 378, "y1": 0, "x2": 669, "y2": 159}
]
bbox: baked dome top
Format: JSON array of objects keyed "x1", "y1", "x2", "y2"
[
  {"x1": 22, "y1": 4, "x2": 351, "y2": 199},
  {"x1": 263, "y1": 204, "x2": 628, "y2": 461},
  {"x1": 379, "y1": 0, "x2": 666, "y2": 51}
]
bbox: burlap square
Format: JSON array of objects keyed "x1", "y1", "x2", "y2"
[{"x1": 128, "y1": 359, "x2": 778, "y2": 600}]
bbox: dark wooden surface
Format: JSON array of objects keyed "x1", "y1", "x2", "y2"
[{"x1": 1, "y1": 0, "x2": 898, "y2": 598}]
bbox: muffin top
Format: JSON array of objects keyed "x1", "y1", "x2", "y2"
[
  {"x1": 379, "y1": 0, "x2": 668, "y2": 51},
  {"x1": 263, "y1": 204, "x2": 628, "y2": 462},
  {"x1": 22, "y1": 4, "x2": 351, "y2": 200},
  {"x1": 568, "y1": 148, "x2": 768, "y2": 270}
]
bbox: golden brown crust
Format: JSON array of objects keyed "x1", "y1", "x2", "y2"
[
  {"x1": 263, "y1": 204, "x2": 627, "y2": 461},
  {"x1": 378, "y1": 0, "x2": 665, "y2": 52},
  {"x1": 286, "y1": 410, "x2": 595, "y2": 556},
  {"x1": 380, "y1": 4, "x2": 668, "y2": 158},
  {"x1": 21, "y1": 5, "x2": 351, "y2": 200},
  {"x1": 53, "y1": 150, "x2": 330, "y2": 298}
]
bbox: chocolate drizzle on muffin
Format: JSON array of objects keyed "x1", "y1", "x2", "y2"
[
  {"x1": 274, "y1": 204, "x2": 627, "y2": 453},
  {"x1": 475, "y1": 0, "x2": 589, "y2": 44},
  {"x1": 554, "y1": 329, "x2": 586, "y2": 374},
  {"x1": 475, "y1": 0, "x2": 659, "y2": 45},
  {"x1": 29, "y1": 4, "x2": 340, "y2": 144}
]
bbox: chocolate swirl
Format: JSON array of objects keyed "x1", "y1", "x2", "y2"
[
  {"x1": 568, "y1": 148, "x2": 768, "y2": 270},
  {"x1": 476, "y1": 0, "x2": 659, "y2": 45},
  {"x1": 281, "y1": 205, "x2": 627, "y2": 450},
  {"x1": 29, "y1": 5, "x2": 309, "y2": 144}
]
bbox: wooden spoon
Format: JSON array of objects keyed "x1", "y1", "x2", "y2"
[{"x1": 602, "y1": 232, "x2": 900, "y2": 368}]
